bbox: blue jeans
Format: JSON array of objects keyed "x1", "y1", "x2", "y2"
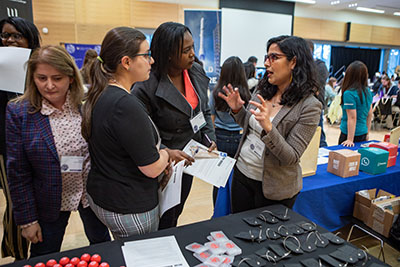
[
  {"x1": 215, "y1": 128, "x2": 242, "y2": 158},
  {"x1": 30, "y1": 204, "x2": 110, "y2": 257},
  {"x1": 213, "y1": 128, "x2": 242, "y2": 204},
  {"x1": 319, "y1": 110, "x2": 327, "y2": 147}
]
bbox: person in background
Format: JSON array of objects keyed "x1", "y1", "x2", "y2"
[
  {"x1": 307, "y1": 40, "x2": 329, "y2": 147},
  {"x1": 0, "y1": 16, "x2": 41, "y2": 259},
  {"x1": 339, "y1": 61, "x2": 373, "y2": 147},
  {"x1": 219, "y1": 35, "x2": 321, "y2": 212},
  {"x1": 244, "y1": 61, "x2": 258, "y2": 93},
  {"x1": 81, "y1": 27, "x2": 171, "y2": 239},
  {"x1": 210, "y1": 56, "x2": 251, "y2": 204},
  {"x1": 80, "y1": 49, "x2": 98, "y2": 89},
  {"x1": 6, "y1": 46, "x2": 111, "y2": 257},
  {"x1": 325, "y1": 77, "x2": 337, "y2": 108},
  {"x1": 372, "y1": 72, "x2": 382, "y2": 95},
  {"x1": 133, "y1": 22, "x2": 216, "y2": 229},
  {"x1": 246, "y1": 56, "x2": 258, "y2": 67},
  {"x1": 378, "y1": 75, "x2": 399, "y2": 129}
]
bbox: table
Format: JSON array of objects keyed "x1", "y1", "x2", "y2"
[
  {"x1": 2, "y1": 205, "x2": 388, "y2": 267},
  {"x1": 293, "y1": 142, "x2": 400, "y2": 232}
]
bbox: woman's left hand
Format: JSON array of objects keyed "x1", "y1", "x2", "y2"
[
  {"x1": 341, "y1": 139, "x2": 354, "y2": 147},
  {"x1": 249, "y1": 94, "x2": 273, "y2": 132},
  {"x1": 207, "y1": 141, "x2": 217, "y2": 152}
]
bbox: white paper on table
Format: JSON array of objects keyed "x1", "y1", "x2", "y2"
[
  {"x1": 0, "y1": 47, "x2": 31, "y2": 94},
  {"x1": 182, "y1": 139, "x2": 236, "y2": 188},
  {"x1": 317, "y1": 156, "x2": 329, "y2": 165},
  {"x1": 318, "y1": 147, "x2": 331, "y2": 157},
  {"x1": 158, "y1": 160, "x2": 184, "y2": 217},
  {"x1": 122, "y1": 235, "x2": 189, "y2": 267}
]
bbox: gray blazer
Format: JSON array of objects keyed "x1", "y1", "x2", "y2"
[
  {"x1": 133, "y1": 62, "x2": 216, "y2": 150},
  {"x1": 233, "y1": 91, "x2": 322, "y2": 200}
]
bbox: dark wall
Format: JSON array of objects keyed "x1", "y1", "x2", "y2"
[
  {"x1": 0, "y1": 0, "x2": 33, "y2": 22},
  {"x1": 220, "y1": 0, "x2": 294, "y2": 15},
  {"x1": 330, "y1": 46, "x2": 381, "y2": 80}
]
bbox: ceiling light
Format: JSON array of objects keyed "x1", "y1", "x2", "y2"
[
  {"x1": 394, "y1": 12, "x2": 400, "y2": 16},
  {"x1": 348, "y1": 3, "x2": 358, "y2": 7},
  {"x1": 331, "y1": 1, "x2": 340, "y2": 5},
  {"x1": 356, "y1": 7, "x2": 384, "y2": 14},
  {"x1": 281, "y1": 0, "x2": 316, "y2": 4}
]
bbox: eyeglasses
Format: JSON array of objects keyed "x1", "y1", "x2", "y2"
[
  {"x1": 0, "y1": 32, "x2": 24, "y2": 41},
  {"x1": 133, "y1": 51, "x2": 152, "y2": 62},
  {"x1": 264, "y1": 53, "x2": 286, "y2": 63}
]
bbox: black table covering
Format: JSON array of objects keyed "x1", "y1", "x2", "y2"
[{"x1": 2, "y1": 205, "x2": 389, "y2": 267}]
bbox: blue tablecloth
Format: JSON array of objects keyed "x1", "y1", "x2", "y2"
[
  {"x1": 214, "y1": 141, "x2": 400, "y2": 232},
  {"x1": 292, "y1": 141, "x2": 400, "y2": 232}
]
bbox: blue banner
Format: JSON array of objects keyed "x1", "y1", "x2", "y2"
[
  {"x1": 63, "y1": 43, "x2": 101, "y2": 69},
  {"x1": 184, "y1": 10, "x2": 221, "y2": 90}
]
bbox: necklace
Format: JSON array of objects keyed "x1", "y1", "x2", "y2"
[
  {"x1": 109, "y1": 79, "x2": 129, "y2": 93},
  {"x1": 271, "y1": 101, "x2": 281, "y2": 108}
]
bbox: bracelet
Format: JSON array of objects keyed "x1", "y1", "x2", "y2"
[{"x1": 20, "y1": 220, "x2": 38, "y2": 229}]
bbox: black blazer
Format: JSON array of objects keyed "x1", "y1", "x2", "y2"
[{"x1": 133, "y1": 62, "x2": 216, "y2": 150}]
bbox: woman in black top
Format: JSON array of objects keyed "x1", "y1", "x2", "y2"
[
  {"x1": 133, "y1": 22, "x2": 216, "y2": 229},
  {"x1": 81, "y1": 27, "x2": 170, "y2": 239}
]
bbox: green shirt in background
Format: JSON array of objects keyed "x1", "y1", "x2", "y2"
[{"x1": 340, "y1": 88, "x2": 372, "y2": 136}]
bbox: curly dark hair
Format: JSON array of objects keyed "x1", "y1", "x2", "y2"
[{"x1": 258, "y1": 35, "x2": 317, "y2": 106}]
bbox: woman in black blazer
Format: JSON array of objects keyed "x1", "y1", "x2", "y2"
[{"x1": 133, "y1": 22, "x2": 216, "y2": 229}]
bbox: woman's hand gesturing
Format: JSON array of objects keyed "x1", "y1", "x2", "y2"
[
  {"x1": 249, "y1": 94, "x2": 273, "y2": 133},
  {"x1": 218, "y1": 83, "x2": 245, "y2": 113}
]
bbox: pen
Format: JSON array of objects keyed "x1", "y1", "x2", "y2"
[{"x1": 204, "y1": 133, "x2": 212, "y2": 146}]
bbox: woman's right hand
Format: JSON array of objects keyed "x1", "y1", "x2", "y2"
[
  {"x1": 21, "y1": 223, "x2": 42, "y2": 244},
  {"x1": 341, "y1": 139, "x2": 354, "y2": 147},
  {"x1": 218, "y1": 83, "x2": 245, "y2": 113},
  {"x1": 165, "y1": 148, "x2": 195, "y2": 166}
]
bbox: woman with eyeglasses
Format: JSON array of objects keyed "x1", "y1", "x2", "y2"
[
  {"x1": 81, "y1": 27, "x2": 171, "y2": 239},
  {"x1": 0, "y1": 16, "x2": 41, "y2": 259},
  {"x1": 219, "y1": 35, "x2": 321, "y2": 213},
  {"x1": 133, "y1": 22, "x2": 216, "y2": 229}
]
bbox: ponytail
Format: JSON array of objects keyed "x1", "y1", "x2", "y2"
[
  {"x1": 81, "y1": 58, "x2": 111, "y2": 140},
  {"x1": 81, "y1": 27, "x2": 145, "y2": 141}
]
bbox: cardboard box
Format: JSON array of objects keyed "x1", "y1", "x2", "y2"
[
  {"x1": 358, "y1": 147, "x2": 389, "y2": 175},
  {"x1": 367, "y1": 197, "x2": 400, "y2": 237},
  {"x1": 369, "y1": 142, "x2": 398, "y2": 167},
  {"x1": 353, "y1": 189, "x2": 394, "y2": 223},
  {"x1": 327, "y1": 149, "x2": 360, "y2": 178}
]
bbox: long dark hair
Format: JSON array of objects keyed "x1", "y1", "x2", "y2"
[
  {"x1": 0, "y1": 17, "x2": 41, "y2": 49},
  {"x1": 81, "y1": 27, "x2": 145, "y2": 140},
  {"x1": 150, "y1": 22, "x2": 192, "y2": 78},
  {"x1": 244, "y1": 62, "x2": 256, "y2": 79},
  {"x1": 258, "y1": 35, "x2": 317, "y2": 106},
  {"x1": 341, "y1": 60, "x2": 369, "y2": 105},
  {"x1": 213, "y1": 56, "x2": 251, "y2": 112}
]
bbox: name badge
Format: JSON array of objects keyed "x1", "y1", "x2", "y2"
[
  {"x1": 190, "y1": 111, "x2": 206, "y2": 133},
  {"x1": 60, "y1": 156, "x2": 84, "y2": 173},
  {"x1": 250, "y1": 137, "x2": 265, "y2": 160}
]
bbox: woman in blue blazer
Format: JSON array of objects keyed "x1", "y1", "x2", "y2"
[{"x1": 6, "y1": 46, "x2": 110, "y2": 257}]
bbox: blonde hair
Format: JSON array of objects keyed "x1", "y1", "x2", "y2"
[{"x1": 15, "y1": 45, "x2": 84, "y2": 113}]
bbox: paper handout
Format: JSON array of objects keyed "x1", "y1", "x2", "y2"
[
  {"x1": 182, "y1": 139, "x2": 236, "y2": 188},
  {"x1": 0, "y1": 47, "x2": 31, "y2": 94},
  {"x1": 158, "y1": 160, "x2": 184, "y2": 217}
]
